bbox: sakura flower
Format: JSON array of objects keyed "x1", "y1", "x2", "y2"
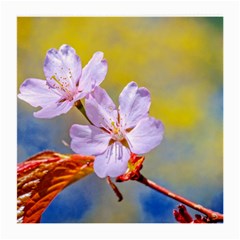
[
  {"x1": 70, "y1": 82, "x2": 164, "y2": 178},
  {"x1": 18, "y1": 44, "x2": 107, "y2": 118}
]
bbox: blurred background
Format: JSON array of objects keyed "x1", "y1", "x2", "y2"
[{"x1": 17, "y1": 17, "x2": 223, "y2": 223}]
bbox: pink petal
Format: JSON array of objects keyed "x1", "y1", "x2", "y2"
[
  {"x1": 126, "y1": 117, "x2": 164, "y2": 154},
  {"x1": 85, "y1": 86, "x2": 117, "y2": 129},
  {"x1": 18, "y1": 78, "x2": 59, "y2": 107},
  {"x1": 44, "y1": 44, "x2": 81, "y2": 90},
  {"x1": 78, "y1": 51, "x2": 107, "y2": 93},
  {"x1": 94, "y1": 142, "x2": 130, "y2": 178},
  {"x1": 70, "y1": 124, "x2": 111, "y2": 155},
  {"x1": 119, "y1": 81, "x2": 151, "y2": 129},
  {"x1": 73, "y1": 90, "x2": 87, "y2": 102},
  {"x1": 33, "y1": 100, "x2": 74, "y2": 118}
]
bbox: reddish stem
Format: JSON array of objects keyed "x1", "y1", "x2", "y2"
[{"x1": 136, "y1": 174, "x2": 223, "y2": 222}]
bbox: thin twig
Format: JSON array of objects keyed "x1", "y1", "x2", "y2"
[{"x1": 136, "y1": 174, "x2": 223, "y2": 222}]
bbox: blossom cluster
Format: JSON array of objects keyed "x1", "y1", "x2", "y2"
[{"x1": 18, "y1": 44, "x2": 164, "y2": 178}]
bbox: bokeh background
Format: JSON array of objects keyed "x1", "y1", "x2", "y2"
[{"x1": 17, "y1": 17, "x2": 223, "y2": 223}]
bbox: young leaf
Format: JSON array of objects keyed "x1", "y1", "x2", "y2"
[
  {"x1": 116, "y1": 153, "x2": 145, "y2": 182},
  {"x1": 17, "y1": 151, "x2": 94, "y2": 223}
]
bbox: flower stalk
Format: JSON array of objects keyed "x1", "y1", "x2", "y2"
[
  {"x1": 74, "y1": 100, "x2": 92, "y2": 124},
  {"x1": 135, "y1": 174, "x2": 223, "y2": 222}
]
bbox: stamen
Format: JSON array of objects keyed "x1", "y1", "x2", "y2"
[
  {"x1": 57, "y1": 66, "x2": 74, "y2": 88},
  {"x1": 50, "y1": 74, "x2": 73, "y2": 100},
  {"x1": 51, "y1": 75, "x2": 63, "y2": 87}
]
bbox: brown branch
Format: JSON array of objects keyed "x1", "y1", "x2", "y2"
[{"x1": 135, "y1": 174, "x2": 223, "y2": 222}]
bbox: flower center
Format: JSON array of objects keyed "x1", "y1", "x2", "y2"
[
  {"x1": 111, "y1": 122, "x2": 125, "y2": 141},
  {"x1": 49, "y1": 69, "x2": 76, "y2": 101}
]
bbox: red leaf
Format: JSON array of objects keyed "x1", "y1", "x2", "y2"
[{"x1": 17, "y1": 151, "x2": 94, "y2": 223}]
